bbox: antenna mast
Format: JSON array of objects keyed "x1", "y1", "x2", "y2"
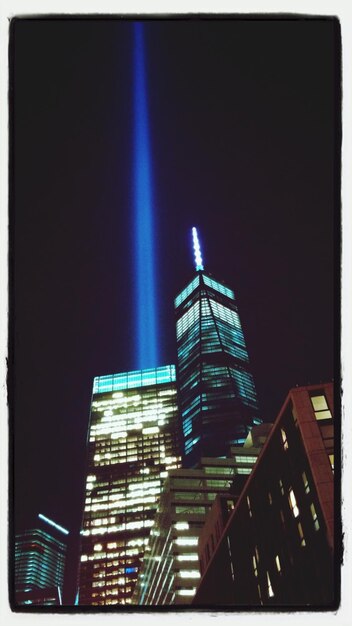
[{"x1": 192, "y1": 227, "x2": 204, "y2": 271}]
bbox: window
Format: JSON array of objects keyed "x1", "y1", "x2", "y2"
[
  {"x1": 288, "y1": 488, "x2": 299, "y2": 518},
  {"x1": 280, "y1": 429, "x2": 288, "y2": 450},
  {"x1": 204, "y1": 466, "x2": 234, "y2": 475},
  {"x1": 234, "y1": 455, "x2": 257, "y2": 465},
  {"x1": 302, "y1": 471, "x2": 310, "y2": 494},
  {"x1": 266, "y1": 571, "x2": 274, "y2": 598},
  {"x1": 252, "y1": 554, "x2": 258, "y2": 577},
  {"x1": 226, "y1": 535, "x2": 235, "y2": 581},
  {"x1": 174, "y1": 491, "x2": 203, "y2": 501},
  {"x1": 297, "y1": 522, "x2": 306, "y2": 547},
  {"x1": 310, "y1": 394, "x2": 332, "y2": 420},
  {"x1": 329, "y1": 454, "x2": 334, "y2": 471},
  {"x1": 275, "y1": 555, "x2": 281, "y2": 573},
  {"x1": 205, "y1": 479, "x2": 232, "y2": 488},
  {"x1": 310, "y1": 503, "x2": 320, "y2": 531},
  {"x1": 268, "y1": 492, "x2": 272, "y2": 505},
  {"x1": 178, "y1": 570, "x2": 200, "y2": 579},
  {"x1": 175, "y1": 505, "x2": 206, "y2": 515},
  {"x1": 236, "y1": 467, "x2": 252, "y2": 475},
  {"x1": 247, "y1": 496, "x2": 252, "y2": 518}
]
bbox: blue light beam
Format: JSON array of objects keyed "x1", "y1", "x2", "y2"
[{"x1": 133, "y1": 22, "x2": 159, "y2": 370}]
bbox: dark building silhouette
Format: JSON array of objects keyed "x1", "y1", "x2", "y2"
[
  {"x1": 14, "y1": 514, "x2": 68, "y2": 606},
  {"x1": 193, "y1": 383, "x2": 335, "y2": 608}
]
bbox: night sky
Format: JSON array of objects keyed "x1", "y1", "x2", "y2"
[{"x1": 11, "y1": 17, "x2": 338, "y2": 604}]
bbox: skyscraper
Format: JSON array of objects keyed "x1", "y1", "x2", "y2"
[
  {"x1": 14, "y1": 513, "x2": 68, "y2": 606},
  {"x1": 175, "y1": 228, "x2": 261, "y2": 467},
  {"x1": 78, "y1": 365, "x2": 181, "y2": 605}
]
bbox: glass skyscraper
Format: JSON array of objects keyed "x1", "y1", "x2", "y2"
[
  {"x1": 14, "y1": 514, "x2": 68, "y2": 606},
  {"x1": 78, "y1": 365, "x2": 181, "y2": 606},
  {"x1": 175, "y1": 270, "x2": 260, "y2": 467}
]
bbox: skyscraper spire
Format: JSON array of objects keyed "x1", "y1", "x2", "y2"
[{"x1": 192, "y1": 226, "x2": 204, "y2": 271}]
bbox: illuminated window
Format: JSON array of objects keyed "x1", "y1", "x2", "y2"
[
  {"x1": 247, "y1": 496, "x2": 252, "y2": 518},
  {"x1": 279, "y1": 479, "x2": 284, "y2": 495},
  {"x1": 297, "y1": 522, "x2": 306, "y2": 547},
  {"x1": 280, "y1": 428, "x2": 288, "y2": 450},
  {"x1": 275, "y1": 555, "x2": 281, "y2": 573},
  {"x1": 266, "y1": 571, "x2": 274, "y2": 598},
  {"x1": 288, "y1": 488, "x2": 299, "y2": 518},
  {"x1": 302, "y1": 471, "x2": 310, "y2": 494},
  {"x1": 255, "y1": 546, "x2": 259, "y2": 563},
  {"x1": 174, "y1": 275, "x2": 200, "y2": 307},
  {"x1": 203, "y1": 274, "x2": 235, "y2": 299},
  {"x1": 204, "y1": 466, "x2": 235, "y2": 475},
  {"x1": 174, "y1": 522, "x2": 189, "y2": 530},
  {"x1": 176, "y1": 554, "x2": 198, "y2": 562},
  {"x1": 178, "y1": 570, "x2": 200, "y2": 579},
  {"x1": 175, "y1": 537, "x2": 198, "y2": 546},
  {"x1": 234, "y1": 455, "x2": 256, "y2": 464},
  {"x1": 310, "y1": 394, "x2": 332, "y2": 420},
  {"x1": 94, "y1": 544, "x2": 103, "y2": 552},
  {"x1": 310, "y1": 503, "x2": 320, "y2": 531},
  {"x1": 252, "y1": 554, "x2": 258, "y2": 577},
  {"x1": 329, "y1": 454, "x2": 334, "y2": 471},
  {"x1": 177, "y1": 589, "x2": 196, "y2": 596},
  {"x1": 268, "y1": 492, "x2": 272, "y2": 505}
]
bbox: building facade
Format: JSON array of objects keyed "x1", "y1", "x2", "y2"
[
  {"x1": 175, "y1": 270, "x2": 261, "y2": 467},
  {"x1": 14, "y1": 513, "x2": 68, "y2": 606},
  {"x1": 132, "y1": 440, "x2": 265, "y2": 606},
  {"x1": 193, "y1": 383, "x2": 335, "y2": 608},
  {"x1": 78, "y1": 365, "x2": 181, "y2": 606}
]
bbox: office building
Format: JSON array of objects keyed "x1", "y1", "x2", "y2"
[
  {"x1": 78, "y1": 365, "x2": 181, "y2": 606},
  {"x1": 14, "y1": 513, "x2": 68, "y2": 606},
  {"x1": 193, "y1": 383, "x2": 335, "y2": 608},
  {"x1": 132, "y1": 433, "x2": 269, "y2": 606},
  {"x1": 175, "y1": 228, "x2": 261, "y2": 467}
]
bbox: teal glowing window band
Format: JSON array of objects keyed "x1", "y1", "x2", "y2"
[
  {"x1": 203, "y1": 275, "x2": 235, "y2": 300},
  {"x1": 174, "y1": 274, "x2": 234, "y2": 309},
  {"x1": 174, "y1": 275, "x2": 200, "y2": 308},
  {"x1": 93, "y1": 365, "x2": 176, "y2": 394}
]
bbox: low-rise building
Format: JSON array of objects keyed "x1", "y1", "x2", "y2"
[
  {"x1": 133, "y1": 434, "x2": 270, "y2": 605},
  {"x1": 193, "y1": 383, "x2": 336, "y2": 608}
]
